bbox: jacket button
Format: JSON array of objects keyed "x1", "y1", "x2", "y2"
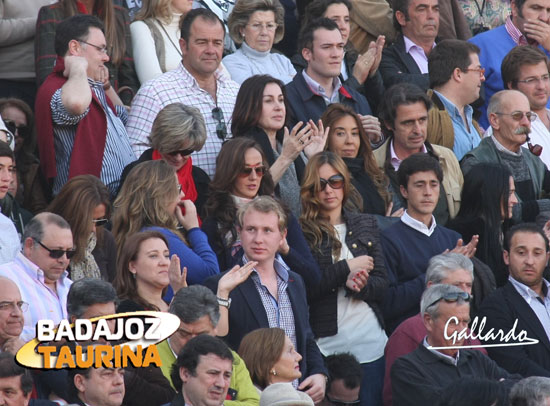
[
  {"x1": 332, "y1": 288, "x2": 336, "y2": 292},
  {"x1": 367, "y1": 241, "x2": 373, "y2": 247},
  {"x1": 352, "y1": 243, "x2": 357, "y2": 249},
  {"x1": 348, "y1": 231, "x2": 352, "y2": 236}
]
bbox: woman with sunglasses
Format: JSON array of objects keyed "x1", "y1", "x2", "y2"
[
  {"x1": 321, "y1": 103, "x2": 400, "y2": 217},
  {"x1": 232, "y1": 75, "x2": 327, "y2": 216},
  {"x1": 119, "y1": 103, "x2": 210, "y2": 217},
  {"x1": 202, "y1": 137, "x2": 320, "y2": 288},
  {"x1": 300, "y1": 151, "x2": 388, "y2": 406},
  {"x1": 0, "y1": 98, "x2": 51, "y2": 214},
  {"x1": 47, "y1": 175, "x2": 117, "y2": 282},
  {"x1": 114, "y1": 160, "x2": 218, "y2": 300}
]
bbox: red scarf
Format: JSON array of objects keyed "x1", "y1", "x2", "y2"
[{"x1": 35, "y1": 56, "x2": 114, "y2": 181}]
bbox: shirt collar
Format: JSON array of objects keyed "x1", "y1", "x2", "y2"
[
  {"x1": 178, "y1": 62, "x2": 231, "y2": 88},
  {"x1": 434, "y1": 90, "x2": 473, "y2": 120},
  {"x1": 243, "y1": 253, "x2": 290, "y2": 283},
  {"x1": 302, "y1": 70, "x2": 342, "y2": 98},
  {"x1": 423, "y1": 337, "x2": 460, "y2": 366},
  {"x1": 390, "y1": 139, "x2": 428, "y2": 170},
  {"x1": 505, "y1": 16, "x2": 530, "y2": 45},
  {"x1": 403, "y1": 35, "x2": 436, "y2": 53},
  {"x1": 491, "y1": 134, "x2": 523, "y2": 156},
  {"x1": 18, "y1": 252, "x2": 69, "y2": 284},
  {"x1": 401, "y1": 210, "x2": 437, "y2": 236},
  {"x1": 509, "y1": 275, "x2": 550, "y2": 303}
]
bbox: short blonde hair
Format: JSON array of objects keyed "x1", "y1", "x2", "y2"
[
  {"x1": 228, "y1": 0, "x2": 285, "y2": 45},
  {"x1": 237, "y1": 196, "x2": 287, "y2": 232},
  {"x1": 148, "y1": 103, "x2": 207, "y2": 154}
]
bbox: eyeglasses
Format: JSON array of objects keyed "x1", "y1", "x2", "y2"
[
  {"x1": 325, "y1": 395, "x2": 360, "y2": 406},
  {"x1": 517, "y1": 74, "x2": 550, "y2": 86},
  {"x1": 212, "y1": 107, "x2": 227, "y2": 140},
  {"x1": 246, "y1": 22, "x2": 278, "y2": 32},
  {"x1": 319, "y1": 175, "x2": 345, "y2": 191},
  {"x1": 167, "y1": 148, "x2": 194, "y2": 158},
  {"x1": 494, "y1": 111, "x2": 538, "y2": 122},
  {"x1": 0, "y1": 301, "x2": 29, "y2": 313},
  {"x1": 240, "y1": 165, "x2": 267, "y2": 177},
  {"x1": 3, "y1": 120, "x2": 30, "y2": 139},
  {"x1": 92, "y1": 218, "x2": 109, "y2": 227},
  {"x1": 33, "y1": 238, "x2": 76, "y2": 259},
  {"x1": 78, "y1": 40, "x2": 109, "y2": 54},
  {"x1": 426, "y1": 291, "x2": 471, "y2": 310},
  {"x1": 463, "y1": 67, "x2": 485, "y2": 77}
]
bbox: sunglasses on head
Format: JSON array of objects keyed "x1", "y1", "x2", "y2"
[
  {"x1": 3, "y1": 120, "x2": 30, "y2": 138},
  {"x1": 319, "y1": 175, "x2": 344, "y2": 191},
  {"x1": 426, "y1": 291, "x2": 471, "y2": 310},
  {"x1": 167, "y1": 148, "x2": 194, "y2": 158},
  {"x1": 212, "y1": 107, "x2": 227, "y2": 140},
  {"x1": 33, "y1": 238, "x2": 76, "y2": 259},
  {"x1": 92, "y1": 218, "x2": 109, "y2": 227},
  {"x1": 240, "y1": 165, "x2": 266, "y2": 177}
]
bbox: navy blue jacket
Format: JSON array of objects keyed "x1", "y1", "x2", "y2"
[
  {"x1": 204, "y1": 265, "x2": 327, "y2": 381},
  {"x1": 284, "y1": 72, "x2": 372, "y2": 128},
  {"x1": 476, "y1": 281, "x2": 550, "y2": 377}
]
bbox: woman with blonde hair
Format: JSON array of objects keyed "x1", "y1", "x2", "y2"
[
  {"x1": 223, "y1": 0, "x2": 296, "y2": 84},
  {"x1": 238, "y1": 328, "x2": 302, "y2": 391},
  {"x1": 119, "y1": 103, "x2": 210, "y2": 215},
  {"x1": 300, "y1": 151, "x2": 388, "y2": 406},
  {"x1": 36, "y1": 0, "x2": 138, "y2": 104},
  {"x1": 47, "y1": 175, "x2": 117, "y2": 281},
  {"x1": 321, "y1": 103, "x2": 400, "y2": 216},
  {"x1": 113, "y1": 160, "x2": 218, "y2": 298},
  {"x1": 130, "y1": 0, "x2": 193, "y2": 84}
]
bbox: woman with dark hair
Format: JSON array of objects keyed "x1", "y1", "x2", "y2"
[
  {"x1": 35, "y1": 0, "x2": 139, "y2": 104},
  {"x1": 113, "y1": 160, "x2": 218, "y2": 298},
  {"x1": 202, "y1": 137, "x2": 320, "y2": 288},
  {"x1": 321, "y1": 103, "x2": 400, "y2": 216},
  {"x1": 238, "y1": 328, "x2": 302, "y2": 391},
  {"x1": 47, "y1": 175, "x2": 117, "y2": 281},
  {"x1": 115, "y1": 230, "x2": 184, "y2": 312},
  {"x1": 232, "y1": 74, "x2": 327, "y2": 216},
  {"x1": 0, "y1": 98, "x2": 51, "y2": 213},
  {"x1": 447, "y1": 163, "x2": 518, "y2": 287},
  {"x1": 300, "y1": 151, "x2": 388, "y2": 406}
]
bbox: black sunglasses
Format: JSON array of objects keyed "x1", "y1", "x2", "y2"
[
  {"x1": 325, "y1": 395, "x2": 360, "y2": 406},
  {"x1": 212, "y1": 107, "x2": 227, "y2": 140},
  {"x1": 167, "y1": 148, "x2": 194, "y2": 157},
  {"x1": 33, "y1": 238, "x2": 76, "y2": 259},
  {"x1": 240, "y1": 165, "x2": 267, "y2": 177},
  {"x1": 3, "y1": 120, "x2": 30, "y2": 139},
  {"x1": 92, "y1": 218, "x2": 109, "y2": 227},
  {"x1": 319, "y1": 175, "x2": 345, "y2": 191},
  {"x1": 426, "y1": 291, "x2": 471, "y2": 310}
]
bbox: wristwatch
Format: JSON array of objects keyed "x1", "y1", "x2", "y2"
[{"x1": 217, "y1": 297, "x2": 232, "y2": 309}]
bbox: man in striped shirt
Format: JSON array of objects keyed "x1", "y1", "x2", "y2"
[{"x1": 35, "y1": 15, "x2": 135, "y2": 198}]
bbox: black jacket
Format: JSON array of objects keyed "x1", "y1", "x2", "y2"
[
  {"x1": 476, "y1": 281, "x2": 550, "y2": 377},
  {"x1": 307, "y1": 211, "x2": 388, "y2": 338},
  {"x1": 379, "y1": 34, "x2": 430, "y2": 91}
]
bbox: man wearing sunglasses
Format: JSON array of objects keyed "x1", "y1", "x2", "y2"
[
  {"x1": 127, "y1": 8, "x2": 240, "y2": 178},
  {"x1": 477, "y1": 223, "x2": 550, "y2": 378},
  {"x1": 34, "y1": 15, "x2": 135, "y2": 199},
  {"x1": 391, "y1": 284, "x2": 519, "y2": 406},
  {"x1": 501, "y1": 45, "x2": 550, "y2": 169},
  {"x1": 0, "y1": 213, "x2": 73, "y2": 341},
  {"x1": 426, "y1": 39, "x2": 485, "y2": 161},
  {"x1": 462, "y1": 90, "x2": 550, "y2": 222}
]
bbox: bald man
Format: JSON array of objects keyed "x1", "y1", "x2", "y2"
[
  {"x1": 462, "y1": 89, "x2": 550, "y2": 222},
  {"x1": 0, "y1": 277, "x2": 25, "y2": 354}
]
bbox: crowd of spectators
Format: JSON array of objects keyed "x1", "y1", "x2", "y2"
[{"x1": 4, "y1": 0, "x2": 550, "y2": 405}]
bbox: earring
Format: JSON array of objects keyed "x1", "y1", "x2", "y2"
[
  {"x1": 131, "y1": 272, "x2": 136, "y2": 279},
  {"x1": 270, "y1": 369, "x2": 277, "y2": 376}
]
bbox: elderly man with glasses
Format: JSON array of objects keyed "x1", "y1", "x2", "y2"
[
  {"x1": 462, "y1": 89, "x2": 550, "y2": 222},
  {"x1": 0, "y1": 213, "x2": 73, "y2": 341},
  {"x1": 390, "y1": 283, "x2": 520, "y2": 406},
  {"x1": 0, "y1": 277, "x2": 26, "y2": 354}
]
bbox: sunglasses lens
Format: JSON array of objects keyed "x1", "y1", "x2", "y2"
[
  {"x1": 66, "y1": 250, "x2": 76, "y2": 259},
  {"x1": 329, "y1": 176, "x2": 344, "y2": 189},
  {"x1": 94, "y1": 219, "x2": 108, "y2": 227},
  {"x1": 4, "y1": 120, "x2": 16, "y2": 134}
]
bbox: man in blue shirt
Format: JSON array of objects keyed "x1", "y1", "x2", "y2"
[{"x1": 426, "y1": 39, "x2": 484, "y2": 160}]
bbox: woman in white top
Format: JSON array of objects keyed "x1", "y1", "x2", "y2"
[
  {"x1": 223, "y1": 0, "x2": 296, "y2": 84},
  {"x1": 130, "y1": 0, "x2": 192, "y2": 84}
]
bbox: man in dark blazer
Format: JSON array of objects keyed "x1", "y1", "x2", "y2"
[
  {"x1": 477, "y1": 223, "x2": 550, "y2": 377},
  {"x1": 379, "y1": 0, "x2": 439, "y2": 90},
  {"x1": 204, "y1": 196, "x2": 328, "y2": 403}
]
